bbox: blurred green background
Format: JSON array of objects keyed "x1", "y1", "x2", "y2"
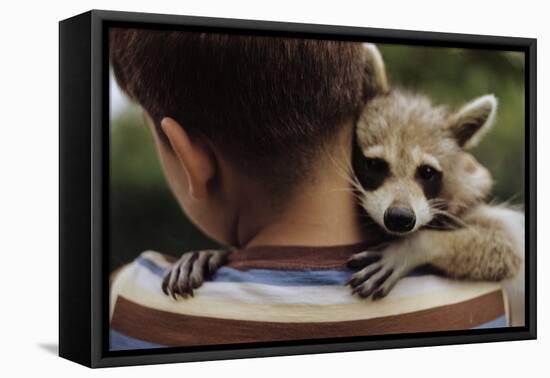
[{"x1": 109, "y1": 44, "x2": 525, "y2": 271}]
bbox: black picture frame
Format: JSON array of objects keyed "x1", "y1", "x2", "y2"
[{"x1": 59, "y1": 9, "x2": 537, "y2": 368}]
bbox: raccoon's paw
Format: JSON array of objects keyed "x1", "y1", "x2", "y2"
[
  {"x1": 346, "y1": 248, "x2": 415, "y2": 300},
  {"x1": 481, "y1": 248, "x2": 523, "y2": 281},
  {"x1": 162, "y1": 250, "x2": 230, "y2": 300}
]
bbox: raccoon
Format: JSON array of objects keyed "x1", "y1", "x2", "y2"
[{"x1": 346, "y1": 45, "x2": 523, "y2": 300}]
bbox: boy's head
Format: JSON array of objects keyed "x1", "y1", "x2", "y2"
[{"x1": 110, "y1": 29, "x2": 373, "y2": 246}]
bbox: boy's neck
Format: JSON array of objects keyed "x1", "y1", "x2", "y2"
[
  {"x1": 240, "y1": 190, "x2": 367, "y2": 248},
  {"x1": 235, "y1": 132, "x2": 369, "y2": 249}
]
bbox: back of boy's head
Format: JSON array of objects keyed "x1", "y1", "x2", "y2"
[{"x1": 110, "y1": 29, "x2": 372, "y2": 187}]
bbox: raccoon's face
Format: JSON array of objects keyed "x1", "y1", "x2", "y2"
[
  {"x1": 353, "y1": 141, "x2": 444, "y2": 234},
  {"x1": 354, "y1": 90, "x2": 496, "y2": 236}
]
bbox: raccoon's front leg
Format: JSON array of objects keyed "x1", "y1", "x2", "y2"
[
  {"x1": 347, "y1": 205, "x2": 523, "y2": 300},
  {"x1": 420, "y1": 205, "x2": 523, "y2": 281},
  {"x1": 162, "y1": 250, "x2": 230, "y2": 299},
  {"x1": 347, "y1": 236, "x2": 432, "y2": 299}
]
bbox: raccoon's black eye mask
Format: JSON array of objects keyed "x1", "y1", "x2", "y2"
[
  {"x1": 416, "y1": 164, "x2": 443, "y2": 198},
  {"x1": 359, "y1": 157, "x2": 389, "y2": 190},
  {"x1": 352, "y1": 143, "x2": 389, "y2": 191},
  {"x1": 351, "y1": 135, "x2": 391, "y2": 191}
]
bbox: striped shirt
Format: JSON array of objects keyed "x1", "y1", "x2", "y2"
[{"x1": 109, "y1": 243, "x2": 508, "y2": 351}]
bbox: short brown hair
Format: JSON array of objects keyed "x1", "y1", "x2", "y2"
[{"x1": 110, "y1": 28, "x2": 370, "y2": 182}]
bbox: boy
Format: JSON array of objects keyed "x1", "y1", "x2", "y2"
[{"x1": 109, "y1": 29, "x2": 513, "y2": 349}]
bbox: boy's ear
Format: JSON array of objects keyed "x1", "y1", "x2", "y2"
[
  {"x1": 363, "y1": 43, "x2": 390, "y2": 96},
  {"x1": 160, "y1": 117, "x2": 216, "y2": 200},
  {"x1": 446, "y1": 94, "x2": 498, "y2": 149}
]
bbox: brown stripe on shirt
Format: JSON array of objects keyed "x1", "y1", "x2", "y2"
[
  {"x1": 159, "y1": 241, "x2": 389, "y2": 271},
  {"x1": 227, "y1": 242, "x2": 382, "y2": 271},
  {"x1": 111, "y1": 290, "x2": 505, "y2": 347}
]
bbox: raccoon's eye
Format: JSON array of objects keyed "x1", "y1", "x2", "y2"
[
  {"x1": 365, "y1": 158, "x2": 389, "y2": 174},
  {"x1": 417, "y1": 165, "x2": 441, "y2": 181}
]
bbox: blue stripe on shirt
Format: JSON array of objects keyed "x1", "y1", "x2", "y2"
[
  {"x1": 137, "y1": 256, "x2": 167, "y2": 276},
  {"x1": 136, "y1": 256, "x2": 352, "y2": 285},
  {"x1": 215, "y1": 267, "x2": 352, "y2": 286},
  {"x1": 110, "y1": 329, "x2": 165, "y2": 351},
  {"x1": 473, "y1": 315, "x2": 507, "y2": 329}
]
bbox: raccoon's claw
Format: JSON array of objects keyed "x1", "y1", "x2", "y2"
[
  {"x1": 348, "y1": 263, "x2": 400, "y2": 300},
  {"x1": 347, "y1": 248, "x2": 412, "y2": 300},
  {"x1": 347, "y1": 250, "x2": 383, "y2": 269},
  {"x1": 162, "y1": 249, "x2": 230, "y2": 300}
]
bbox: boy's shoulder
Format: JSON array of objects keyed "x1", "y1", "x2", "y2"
[{"x1": 110, "y1": 249, "x2": 508, "y2": 351}]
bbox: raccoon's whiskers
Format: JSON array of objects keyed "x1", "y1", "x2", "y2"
[
  {"x1": 428, "y1": 198, "x2": 469, "y2": 213},
  {"x1": 326, "y1": 152, "x2": 368, "y2": 199},
  {"x1": 347, "y1": 167, "x2": 368, "y2": 198},
  {"x1": 430, "y1": 208, "x2": 467, "y2": 228},
  {"x1": 502, "y1": 192, "x2": 522, "y2": 204},
  {"x1": 425, "y1": 223, "x2": 457, "y2": 231},
  {"x1": 487, "y1": 192, "x2": 524, "y2": 210},
  {"x1": 356, "y1": 213, "x2": 378, "y2": 228},
  {"x1": 323, "y1": 146, "x2": 369, "y2": 198},
  {"x1": 427, "y1": 198, "x2": 467, "y2": 224},
  {"x1": 323, "y1": 151, "x2": 372, "y2": 215},
  {"x1": 323, "y1": 148, "x2": 355, "y2": 183},
  {"x1": 327, "y1": 187, "x2": 367, "y2": 204},
  {"x1": 427, "y1": 198, "x2": 449, "y2": 208}
]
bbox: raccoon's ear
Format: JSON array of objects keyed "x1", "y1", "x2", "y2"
[
  {"x1": 446, "y1": 94, "x2": 498, "y2": 149},
  {"x1": 363, "y1": 43, "x2": 390, "y2": 97}
]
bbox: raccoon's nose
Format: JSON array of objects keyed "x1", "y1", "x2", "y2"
[{"x1": 384, "y1": 206, "x2": 416, "y2": 233}]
